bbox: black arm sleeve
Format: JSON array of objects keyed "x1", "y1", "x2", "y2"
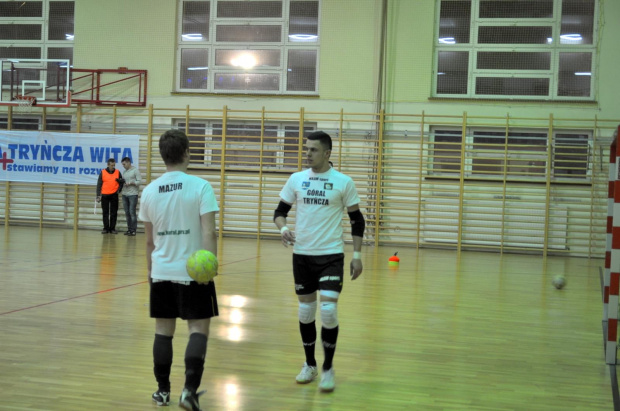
[
  {"x1": 274, "y1": 201, "x2": 292, "y2": 221},
  {"x1": 348, "y1": 209, "x2": 365, "y2": 237}
]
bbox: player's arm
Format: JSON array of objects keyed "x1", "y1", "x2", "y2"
[
  {"x1": 274, "y1": 199, "x2": 295, "y2": 247},
  {"x1": 347, "y1": 204, "x2": 364, "y2": 280},
  {"x1": 144, "y1": 221, "x2": 154, "y2": 283},
  {"x1": 201, "y1": 211, "x2": 218, "y2": 268}
]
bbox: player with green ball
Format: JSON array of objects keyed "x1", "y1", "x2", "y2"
[{"x1": 139, "y1": 129, "x2": 219, "y2": 411}]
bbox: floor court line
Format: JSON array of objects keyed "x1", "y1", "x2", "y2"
[
  {"x1": 0, "y1": 281, "x2": 147, "y2": 316},
  {"x1": 0, "y1": 256, "x2": 259, "y2": 316}
]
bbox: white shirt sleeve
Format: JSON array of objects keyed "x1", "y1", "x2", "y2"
[
  {"x1": 279, "y1": 174, "x2": 297, "y2": 204},
  {"x1": 342, "y1": 177, "x2": 361, "y2": 208}
]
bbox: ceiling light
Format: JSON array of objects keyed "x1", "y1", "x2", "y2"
[
  {"x1": 231, "y1": 54, "x2": 257, "y2": 69},
  {"x1": 182, "y1": 33, "x2": 203, "y2": 41},
  {"x1": 288, "y1": 34, "x2": 318, "y2": 42},
  {"x1": 439, "y1": 37, "x2": 456, "y2": 44}
]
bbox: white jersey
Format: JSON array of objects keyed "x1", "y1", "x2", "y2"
[
  {"x1": 280, "y1": 167, "x2": 360, "y2": 255},
  {"x1": 138, "y1": 171, "x2": 219, "y2": 282}
]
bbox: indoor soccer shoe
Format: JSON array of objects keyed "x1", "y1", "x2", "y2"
[
  {"x1": 179, "y1": 388, "x2": 206, "y2": 411},
  {"x1": 296, "y1": 362, "x2": 318, "y2": 384},
  {"x1": 319, "y1": 368, "x2": 335, "y2": 392},
  {"x1": 152, "y1": 390, "x2": 170, "y2": 406}
]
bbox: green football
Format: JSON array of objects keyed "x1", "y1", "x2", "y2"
[{"x1": 186, "y1": 249, "x2": 218, "y2": 283}]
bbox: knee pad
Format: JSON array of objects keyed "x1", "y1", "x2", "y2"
[
  {"x1": 319, "y1": 290, "x2": 340, "y2": 299},
  {"x1": 298, "y1": 301, "x2": 317, "y2": 324},
  {"x1": 320, "y1": 301, "x2": 338, "y2": 329}
]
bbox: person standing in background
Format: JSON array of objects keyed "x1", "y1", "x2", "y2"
[
  {"x1": 96, "y1": 158, "x2": 123, "y2": 234},
  {"x1": 120, "y1": 156, "x2": 142, "y2": 236}
]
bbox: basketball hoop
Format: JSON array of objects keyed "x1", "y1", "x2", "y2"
[{"x1": 14, "y1": 95, "x2": 36, "y2": 113}]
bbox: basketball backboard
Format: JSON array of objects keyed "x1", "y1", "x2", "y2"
[{"x1": 0, "y1": 58, "x2": 71, "y2": 107}]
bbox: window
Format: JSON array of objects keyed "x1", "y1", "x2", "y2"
[
  {"x1": 177, "y1": 0, "x2": 319, "y2": 94},
  {"x1": 0, "y1": 115, "x2": 71, "y2": 131},
  {"x1": 0, "y1": 1, "x2": 73, "y2": 104},
  {"x1": 430, "y1": 127, "x2": 591, "y2": 182},
  {"x1": 177, "y1": 121, "x2": 314, "y2": 170},
  {"x1": 0, "y1": 1, "x2": 74, "y2": 62},
  {"x1": 434, "y1": 0, "x2": 596, "y2": 100},
  {"x1": 44, "y1": 117, "x2": 72, "y2": 131}
]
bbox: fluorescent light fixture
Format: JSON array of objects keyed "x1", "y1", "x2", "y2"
[
  {"x1": 560, "y1": 33, "x2": 582, "y2": 41},
  {"x1": 438, "y1": 37, "x2": 456, "y2": 44},
  {"x1": 231, "y1": 53, "x2": 257, "y2": 69},
  {"x1": 437, "y1": 72, "x2": 446, "y2": 75},
  {"x1": 288, "y1": 34, "x2": 318, "y2": 42},
  {"x1": 575, "y1": 72, "x2": 591, "y2": 76},
  {"x1": 182, "y1": 33, "x2": 203, "y2": 41},
  {"x1": 65, "y1": 34, "x2": 74, "y2": 40},
  {"x1": 547, "y1": 37, "x2": 553, "y2": 44},
  {"x1": 187, "y1": 66, "x2": 209, "y2": 71}
]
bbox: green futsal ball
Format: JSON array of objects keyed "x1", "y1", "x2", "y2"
[
  {"x1": 552, "y1": 275, "x2": 566, "y2": 290},
  {"x1": 186, "y1": 249, "x2": 218, "y2": 283}
]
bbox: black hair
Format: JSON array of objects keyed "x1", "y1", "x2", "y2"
[
  {"x1": 121, "y1": 156, "x2": 131, "y2": 163},
  {"x1": 107, "y1": 158, "x2": 115, "y2": 164},
  {"x1": 307, "y1": 130, "x2": 332, "y2": 151},
  {"x1": 159, "y1": 129, "x2": 189, "y2": 166}
]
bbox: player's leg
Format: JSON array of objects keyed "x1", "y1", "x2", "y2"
[
  {"x1": 150, "y1": 281, "x2": 179, "y2": 406},
  {"x1": 179, "y1": 281, "x2": 218, "y2": 411},
  {"x1": 293, "y1": 254, "x2": 319, "y2": 383},
  {"x1": 153, "y1": 318, "x2": 176, "y2": 405},
  {"x1": 317, "y1": 253, "x2": 345, "y2": 392}
]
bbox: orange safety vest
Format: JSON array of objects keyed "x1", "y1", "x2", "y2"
[{"x1": 101, "y1": 169, "x2": 120, "y2": 195}]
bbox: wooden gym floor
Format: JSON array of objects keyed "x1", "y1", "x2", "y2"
[{"x1": 0, "y1": 226, "x2": 613, "y2": 410}]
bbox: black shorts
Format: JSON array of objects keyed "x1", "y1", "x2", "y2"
[
  {"x1": 150, "y1": 281, "x2": 219, "y2": 320},
  {"x1": 292, "y1": 253, "x2": 344, "y2": 295}
]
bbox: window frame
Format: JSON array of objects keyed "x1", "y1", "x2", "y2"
[
  {"x1": 175, "y1": 0, "x2": 320, "y2": 95},
  {"x1": 176, "y1": 119, "x2": 314, "y2": 171},
  {"x1": 428, "y1": 126, "x2": 593, "y2": 183},
  {"x1": 433, "y1": 0, "x2": 597, "y2": 101},
  {"x1": 0, "y1": 114, "x2": 72, "y2": 131},
  {"x1": 0, "y1": 1, "x2": 74, "y2": 61}
]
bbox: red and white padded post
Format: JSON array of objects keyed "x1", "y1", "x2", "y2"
[
  {"x1": 608, "y1": 127, "x2": 620, "y2": 365},
  {"x1": 605, "y1": 138, "x2": 615, "y2": 326}
]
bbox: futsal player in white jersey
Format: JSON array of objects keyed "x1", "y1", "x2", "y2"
[
  {"x1": 274, "y1": 131, "x2": 365, "y2": 392},
  {"x1": 138, "y1": 129, "x2": 219, "y2": 411}
]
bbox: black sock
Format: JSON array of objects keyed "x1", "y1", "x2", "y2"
[
  {"x1": 153, "y1": 334, "x2": 173, "y2": 392},
  {"x1": 299, "y1": 321, "x2": 317, "y2": 367},
  {"x1": 321, "y1": 326, "x2": 339, "y2": 371},
  {"x1": 184, "y1": 333, "x2": 208, "y2": 392}
]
